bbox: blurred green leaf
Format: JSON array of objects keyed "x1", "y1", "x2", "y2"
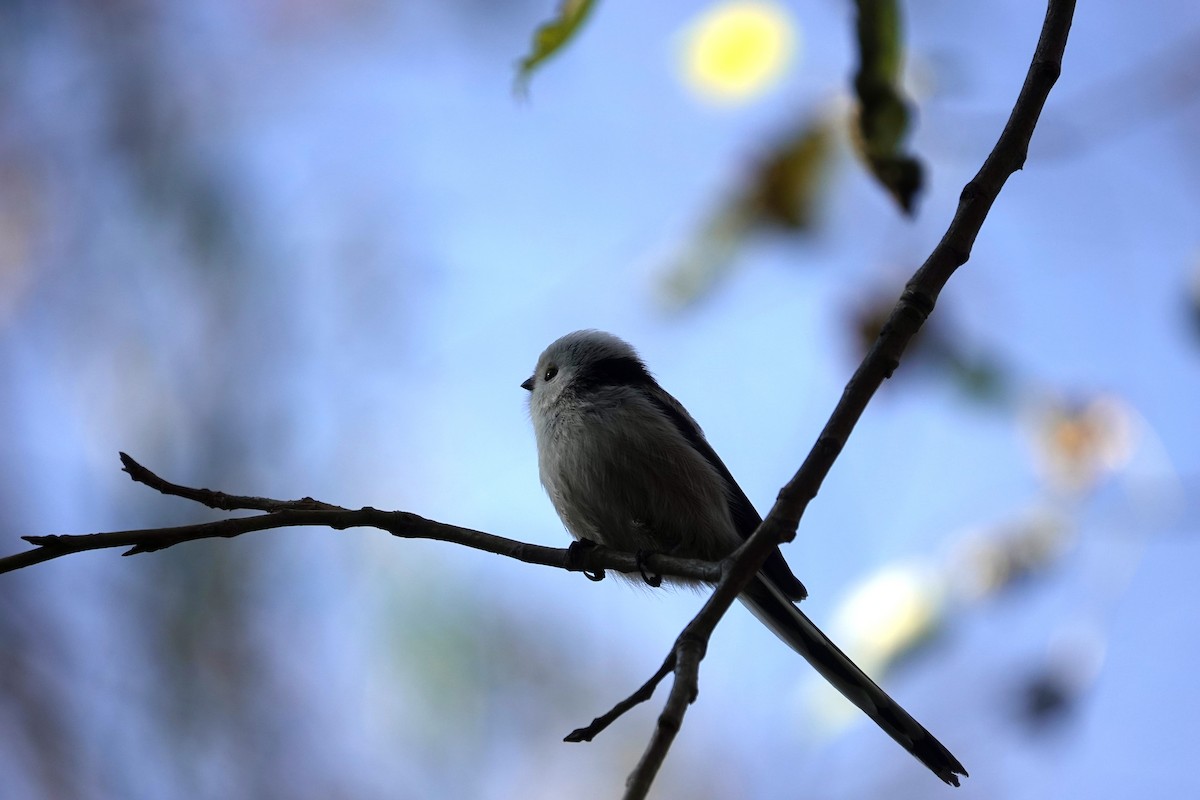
[
  {"x1": 942, "y1": 351, "x2": 1010, "y2": 402},
  {"x1": 658, "y1": 203, "x2": 755, "y2": 310},
  {"x1": 514, "y1": 0, "x2": 598, "y2": 96},
  {"x1": 852, "y1": 0, "x2": 923, "y2": 214},
  {"x1": 852, "y1": 290, "x2": 1013, "y2": 404},
  {"x1": 659, "y1": 115, "x2": 836, "y2": 309},
  {"x1": 747, "y1": 117, "x2": 836, "y2": 230}
]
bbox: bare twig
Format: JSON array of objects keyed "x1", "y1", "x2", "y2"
[
  {"x1": 1, "y1": 455, "x2": 723, "y2": 584},
  {"x1": 611, "y1": 2, "x2": 1076, "y2": 796},
  {"x1": 118, "y1": 451, "x2": 344, "y2": 512},
  {"x1": 565, "y1": 653, "x2": 677, "y2": 743},
  {"x1": 623, "y1": 632, "x2": 705, "y2": 798}
]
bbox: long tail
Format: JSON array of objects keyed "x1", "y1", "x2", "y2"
[{"x1": 740, "y1": 576, "x2": 968, "y2": 786}]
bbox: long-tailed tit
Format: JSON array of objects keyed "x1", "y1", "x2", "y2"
[{"x1": 522, "y1": 330, "x2": 967, "y2": 786}]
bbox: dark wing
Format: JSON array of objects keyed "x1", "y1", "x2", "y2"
[{"x1": 644, "y1": 384, "x2": 808, "y2": 601}]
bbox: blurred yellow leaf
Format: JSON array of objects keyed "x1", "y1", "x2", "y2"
[{"x1": 1024, "y1": 395, "x2": 1136, "y2": 494}]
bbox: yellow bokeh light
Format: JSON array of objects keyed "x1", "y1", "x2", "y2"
[
  {"x1": 804, "y1": 561, "x2": 946, "y2": 733},
  {"x1": 679, "y1": 1, "x2": 798, "y2": 104},
  {"x1": 832, "y1": 562, "x2": 944, "y2": 668}
]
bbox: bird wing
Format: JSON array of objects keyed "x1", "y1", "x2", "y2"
[{"x1": 643, "y1": 385, "x2": 808, "y2": 600}]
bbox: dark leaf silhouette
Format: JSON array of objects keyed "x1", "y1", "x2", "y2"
[{"x1": 852, "y1": 0, "x2": 924, "y2": 214}]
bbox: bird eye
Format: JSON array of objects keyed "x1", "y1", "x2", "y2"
[{"x1": 543, "y1": 365, "x2": 559, "y2": 382}]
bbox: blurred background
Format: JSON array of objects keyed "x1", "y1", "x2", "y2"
[{"x1": 2, "y1": 0, "x2": 1199, "y2": 798}]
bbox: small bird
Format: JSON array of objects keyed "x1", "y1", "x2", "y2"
[{"x1": 522, "y1": 330, "x2": 967, "y2": 786}]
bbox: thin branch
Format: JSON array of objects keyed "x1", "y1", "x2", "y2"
[
  {"x1": 565, "y1": 653, "x2": 677, "y2": 743},
  {"x1": 623, "y1": 633, "x2": 704, "y2": 799},
  {"x1": 613, "y1": 2, "x2": 1076, "y2": 796},
  {"x1": 1, "y1": 455, "x2": 723, "y2": 585},
  {"x1": 118, "y1": 451, "x2": 343, "y2": 513}
]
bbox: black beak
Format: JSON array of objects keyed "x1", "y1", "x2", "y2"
[{"x1": 521, "y1": 376, "x2": 534, "y2": 392}]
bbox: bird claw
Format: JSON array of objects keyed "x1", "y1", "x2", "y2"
[
  {"x1": 567, "y1": 539, "x2": 606, "y2": 582},
  {"x1": 635, "y1": 550, "x2": 663, "y2": 588}
]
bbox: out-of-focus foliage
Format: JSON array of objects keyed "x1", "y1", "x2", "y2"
[
  {"x1": 660, "y1": 114, "x2": 836, "y2": 308},
  {"x1": 1189, "y1": 255, "x2": 1200, "y2": 346},
  {"x1": 747, "y1": 117, "x2": 835, "y2": 230},
  {"x1": 514, "y1": 0, "x2": 598, "y2": 95},
  {"x1": 851, "y1": 290, "x2": 1012, "y2": 404},
  {"x1": 951, "y1": 512, "x2": 1075, "y2": 601},
  {"x1": 1019, "y1": 623, "x2": 1106, "y2": 730},
  {"x1": 1022, "y1": 395, "x2": 1136, "y2": 496},
  {"x1": 814, "y1": 392, "x2": 1161, "y2": 736},
  {"x1": 851, "y1": 0, "x2": 923, "y2": 214},
  {"x1": 677, "y1": 0, "x2": 798, "y2": 105}
]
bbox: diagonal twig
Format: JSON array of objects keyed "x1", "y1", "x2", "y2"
[
  {"x1": 609, "y1": 2, "x2": 1077, "y2": 796},
  {"x1": 565, "y1": 653, "x2": 678, "y2": 743}
]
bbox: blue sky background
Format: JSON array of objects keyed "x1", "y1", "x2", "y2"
[{"x1": 2, "y1": 1, "x2": 1199, "y2": 798}]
